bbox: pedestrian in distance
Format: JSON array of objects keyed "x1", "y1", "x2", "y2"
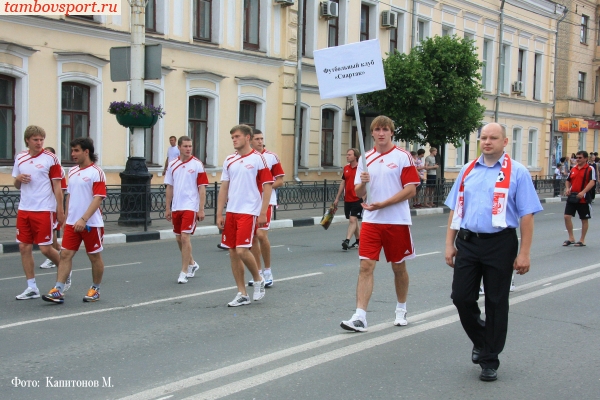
[
  {"x1": 247, "y1": 129, "x2": 285, "y2": 288},
  {"x1": 12, "y1": 125, "x2": 64, "y2": 300},
  {"x1": 217, "y1": 125, "x2": 274, "y2": 307},
  {"x1": 424, "y1": 147, "x2": 439, "y2": 207},
  {"x1": 412, "y1": 149, "x2": 427, "y2": 208},
  {"x1": 444, "y1": 122, "x2": 542, "y2": 382},
  {"x1": 333, "y1": 148, "x2": 363, "y2": 250},
  {"x1": 42, "y1": 137, "x2": 107, "y2": 304},
  {"x1": 162, "y1": 135, "x2": 180, "y2": 176},
  {"x1": 563, "y1": 150, "x2": 596, "y2": 247},
  {"x1": 164, "y1": 136, "x2": 209, "y2": 284},
  {"x1": 340, "y1": 115, "x2": 421, "y2": 332}
]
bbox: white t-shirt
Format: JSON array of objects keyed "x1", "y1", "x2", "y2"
[
  {"x1": 261, "y1": 149, "x2": 285, "y2": 205},
  {"x1": 164, "y1": 157, "x2": 210, "y2": 212},
  {"x1": 167, "y1": 145, "x2": 180, "y2": 163},
  {"x1": 221, "y1": 150, "x2": 274, "y2": 216},
  {"x1": 66, "y1": 164, "x2": 107, "y2": 227},
  {"x1": 355, "y1": 146, "x2": 421, "y2": 225},
  {"x1": 12, "y1": 150, "x2": 63, "y2": 211}
]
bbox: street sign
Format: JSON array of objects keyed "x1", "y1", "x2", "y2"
[{"x1": 109, "y1": 44, "x2": 162, "y2": 82}]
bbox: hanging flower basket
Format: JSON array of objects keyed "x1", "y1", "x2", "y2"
[{"x1": 108, "y1": 101, "x2": 165, "y2": 129}]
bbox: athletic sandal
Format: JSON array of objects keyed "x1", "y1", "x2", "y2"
[
  {"x1": 574, "y1": 242, "x2": 586, "y2": 247},
  {"x1": 562, "y1": 240, "x2": 574, "y2": 246}
]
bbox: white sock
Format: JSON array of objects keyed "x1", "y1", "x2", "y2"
[
  {"x1": 397, "y1": 302, "x2": 407, "y2": 311},
  {"x1": 356, "y1": 308, "x2": 367, "y2": 320},
  {"x1": 179, "y1": 272, "x2": 187, "y2": 278},
  {"x1": 264, "y1": 268, "x2": 271, "y2": 273},
  {"x1": 27, "y1": 278, "x2": 37, "y2": 290}
]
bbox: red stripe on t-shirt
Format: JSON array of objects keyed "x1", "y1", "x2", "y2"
[
  {"x1": 92, "y1": 181, "x2": 107, "y2": 197},
  {"x1": 197, "y1": 172, "x2": 209, "y2": 186},
  {"x1": 366, "y1": 146, "x2": 396, "y2": 167}
]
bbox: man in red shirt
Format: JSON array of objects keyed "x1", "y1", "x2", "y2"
[
  {"x1": 563, "y1": 150, "x2": 596, "y2": 247},
  {"x1": 334, "y1": 148, "x2": 362, "y2": 250}
]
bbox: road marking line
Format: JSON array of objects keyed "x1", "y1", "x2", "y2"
[
  {"x1": 0, "y1": 262, "x2": 142, "y2": 282},
  {"x1": 0, "y1": 272, "x2": 323, "y2": 331},
  {"x1": 181, "y1": 270, "x2": 600, "y2": 400},
  {"x1": 543, "y1": 283, "x2": 552, "y2": 286},
  {"x1": 515, "y1": 262, "x2": 600, "y2": 292},
  {"x1": 271, "y1": 245, "x2": 285, "y2": 248},
  {"x1": 121, "y1": 265, "x2": 600, "y2": 400},
  {"x1": 415, "y1": 251, "x2": 440, "y2": 257},
  {"x1": 564, "y1": 228, "x2": 581, "y2": 232},
  {"x1": 544, "y1": 213, "x2": 555, "y2": 215}
]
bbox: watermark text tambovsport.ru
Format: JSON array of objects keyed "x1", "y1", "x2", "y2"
[{"x1": 2, "y1": 0, "x2": 121, "y2": 16}]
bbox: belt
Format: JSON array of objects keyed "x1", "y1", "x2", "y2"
[{"x1": 458, "y1": 228, "x2": 516, "y2": 241}]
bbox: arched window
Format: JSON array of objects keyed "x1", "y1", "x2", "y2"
[
  {"x1": 144, "y1": 90, "x2": 156, "y2": 164},
  {"x1": 189, "y1": 95, "x2": 209, "y2": 163},
  {"x1": 321, "y1": 109, "x2": 335, "y2": 166},
  {"x1": 0, "y1": 74, "x2": 15, "y2": 163},
  {"x1": 239, "y1": 100, "x2": 257, "y2": 128},
  {"x1": 61, "y1": 82, "x2": 90, "y2": 163}
]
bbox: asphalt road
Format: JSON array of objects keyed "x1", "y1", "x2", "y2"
[{"x1": 0, "y1": 202, "x2": 599, "y2": 400}]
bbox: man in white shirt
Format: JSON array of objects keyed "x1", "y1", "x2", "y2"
[
  {"x1": 247, "y1": 129, "x2": 285, "y2": 288},
  {"x1": 42, "y1": 137, "x2": 106, "y2": 304},
  {"x1": 162, "y1": 136, "x2": 180, "y2": 176},
  {"x1": 164, "y1": 136, "x2": 209, "y2": 284},
  {"x1": 340, "y1": 116, "x2": 421, "y2": 332},
  {"x1": 217, "y1": 124, "x2": 274, "y2": 307},
  {"x1": 12, "y1": 125, "x2": 64, "y2": 300}
]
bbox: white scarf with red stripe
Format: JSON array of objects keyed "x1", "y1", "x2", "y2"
[{"x1": 451, "y1": 153, "x2": 512, "y2": 230}]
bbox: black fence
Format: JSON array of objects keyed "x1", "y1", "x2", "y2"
[{"x1": 0, "y1": 176, "x2": 572, "y2": 230}]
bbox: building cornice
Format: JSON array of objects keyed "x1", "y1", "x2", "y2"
[
  {"x1": 185, "y1": 70, "x2": 227, "y2": 81},
  {"x1": 0, "y1": 40, "x2": 38, "y2": 57},
  {"x1": 235, "y1": 76, "x2": 273, "y2": 88},
  {"x1": 54, "y1": 52, "x2": 109, "y2": 67}
]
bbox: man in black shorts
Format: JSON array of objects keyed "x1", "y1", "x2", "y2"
[
  {"x1": 563, "y1": 150, "x2": 596, "y2": 247},
  {"x1": 334, "y1": 148, "x2": 363, "y2": 250}
]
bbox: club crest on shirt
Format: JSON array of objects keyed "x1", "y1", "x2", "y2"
[
  {"x1": 386, "y1": 163, "x2": 398, "y2": 169},
  {"x1": 245, "y1": 164, "x2": 254, "y2": 169},
  {"x1": 82, "y1": 176, "x2": 91, "y2": 182},
  {"x1": 188, "y1": 169, "x2": 195, "y2": 173},
  {"x1": 35, "y1": 164, "x2": 44, "y2": 169}
]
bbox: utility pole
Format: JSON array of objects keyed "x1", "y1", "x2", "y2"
[
  {"x1": 293, "y1": 0, "x2": 303, "y2": 182},
  {"x1": 129, "y1": 0, "x2": 146, "y2": 157},
  {"x1": 494, "y1": 0, "x2": 506, "y2": 122}
]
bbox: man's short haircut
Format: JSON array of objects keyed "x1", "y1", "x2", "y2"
[
  {"x1": 45, "y1": 147, "x2": 56, "y2": 154},
  {"x1": 253, "y1": 129, "x2": 263, "y2": 136},
  {"x1": 178, "y1": 136, "x2": 192, "y2": 146},
  {"x1": 169, "y1": 136, "x2": 177, "y2": 140},
  {"x1": 410, "y1": 151, "x2": 417, "y2": 157},
  {"x1": 230, "y1": 124, "x2": 254, "y2": 138},
  {"x1": 348, "y1": 148, "x2": 360, "y2": 159},
  {"x1": 370, "y1": 115, "x2": 395, "y2": 132},
  {"x1": 24, "y1": 125, "x2": 46, "y2": 145},
  {"x1": 417, "y1": 149, "x2": 425, "y2": 156},
  {"x1": 576, "y1": 150, "x2": 589, "y2": 159},
  {"x1": 429, "y1": 147, "x2": 437, "y2": 153},
  {"x1": 70, "y1": 137, "x2": 98, "y2": 163}
]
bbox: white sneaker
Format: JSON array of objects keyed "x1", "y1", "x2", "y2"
[
  {"x1": 340, "y1": 314, "x2": 367, "y2": 332},
  {"x1": 248, "y1": 271, "x2": 264, "y2": 287},
  {"x1": 479, "y1": 286, "x2": 485, "y2": 296},
  {"x1": 16, "y1": 287, "x2": 40, "y2": 300},
  {"x1": 263, "y1": 269, "x2": 274, "y2": 288},
  {"x1": 40, "y1": 259, "x2": 56, "y2": 269},
  {"x1": 63, "y1": 273, "x2": 72, "y2": 293},
  {"x1": 510, "y1": 277, "x2": 515, "y2": 292},
  {"x1": 228, "y1": 292, "x2": 251, "y2": 307},
  {"x1": 178, "y1": 272, "x2": 188, "y2": 284},
  {"x1": 394, "y1": 308, "x2": 408, "y2": 326},
  {"x1": 187, "y1": 262, "x2": 199, "y2": 278},
  {"x1": 253, "y1": 279, "x2": 266, "y2": 301}
]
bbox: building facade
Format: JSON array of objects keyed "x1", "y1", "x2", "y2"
[{"x1": 0, "y1": 0, "x2": 563, "y2": 186}]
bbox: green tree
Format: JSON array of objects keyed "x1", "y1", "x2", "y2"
[{"x1": 359, "y1": 35, "x2": 485, "y2": 177}]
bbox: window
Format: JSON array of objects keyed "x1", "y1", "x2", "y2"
[
  {"x1": 389, "y1": 21, "x2": 398, "y2": 53},
  {"x1": 321, "y1": 109, "x2": 334, "y2": 166},
  {"x1": 595, "y1": 130, "x2": 598, "y2": 152},
  {"x1": 144, "y1": 91, "x2": 156, "y2": 163},
  {"x1": 189, "y1": 96, "x2": 209, "y2": 163},
  {"x1": 239, "y1": 101, "x2": 257, "y2": 128},
  {"x1": 511, "y1": 127, "x2": 521, "y2": 161},
  {"x1": 327, "y1": 0, "x2": 339, "y2": 47},
  {"x1": 302, "y1": 0, "x2": 307, "y2": 54},
  {"x1": 579, "y1": 131, "x2": 586, "y2": 150},
  {"x1": 417, "y1": 20, "x2": 426, "y2": 43},
  {"x1": 360, "y1": 5, "x2": 369, "y2": 41},
  {"x1": 0, "y1": 74, "x2": 15, "y2": 163},
  {"x1": 464, "y1": 32, "x2": 474, "y2": 41},
  {"x1": 596, "y1": 75, "x2": 599, "y2": 102},
  {"x1": 482, "y1": 39, "x2": 492, "y2": 90},
  {"x1": 580, "y1": 15, "x2": 589, "y2": 44},
  {"x1": 527, "y1": 129, "x2": 537, "y2": 167},
  {"x1": 298, "y1": 107, "x2": 305, "y2": 165},
  {"x1": 243, "y1": 0, "x2": 260, "y2": 50},
  {"x1": 517, "y1": 49, "x2": 524, "y2": 83},
  {"x1": 441, "y1": 26, "x2": 451, "y2": 37},
  {"x1": 533, "y1": 53, "x2": 541, "y2": 100},
  {"x1": 193, "y1": 0, "x2": 211, "y2": 41},
  {"x1": 500, "y1": 45, "x2": 510, "y2": 93},
  {"x1": 61, "y1": 83, "x2": 90, "y2": 162},
  {"x1": 146, "y1": 0, "x2": 156, "y2": 32},
  {"x1": 455, "y1": 140, "x2": 465, "y2": 166},
  {"x1": 578, "y1": 72, "x2": 586, "y2": 100}
]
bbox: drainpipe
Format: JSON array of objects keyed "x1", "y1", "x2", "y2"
[
  {"x1": 292, "y1": 0, "x2": 304, "y2": 182},
  {"x1": 549, "y1": 6, "x2": 568, "y2": 174},
  {"x1": 411, "y1": 0, "x2": 417, "y2": 48},
  {"x1": 494, "y1": 0, "x2": 506, "y2": 122}
]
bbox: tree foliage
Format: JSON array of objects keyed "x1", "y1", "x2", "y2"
[{"x1": 358, "y1": 35, "x2": 485, "y2": 148}]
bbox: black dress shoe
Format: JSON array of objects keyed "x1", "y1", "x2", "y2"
[
  {"x1": 471, "y1": 347, "x2": 482, "y2": 364},
  {"x1": 479, "y1": 368, "x2": 498, "y2": 381}
]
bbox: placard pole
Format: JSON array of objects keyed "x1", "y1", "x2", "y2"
[{"x1": 352, "y1": 93, "x2": 370, "y2": 203}]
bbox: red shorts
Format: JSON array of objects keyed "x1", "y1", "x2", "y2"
[
  {"x1": 359, "y1": 222, "x2": 415, "y2": 263},
  {"x1": 16, "y1": 210, "x2": 55, "y2": 245},
  {"x1": 221, "y1": 212, "x2": 256, "y2": 249},
  {"x1": 53, "y1": 220, "x2": 62, "y2": 232},
  {"x1": 172, "y1": 210, "x2": 197, "y2": 235},
  {"x1": 61, "y1": 224, "x2": 104, "y2": 253},
  {"x1": 257, "y1": 205, "x2": 273, "y2": 231}
]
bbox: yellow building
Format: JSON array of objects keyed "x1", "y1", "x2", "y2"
[{"x1": 0, "y1": 0, "x2": 564, "y2": 185}]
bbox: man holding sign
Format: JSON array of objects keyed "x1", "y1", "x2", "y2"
[{"x1": 340, "y1": 116, "x2": 421, "y2": 332}]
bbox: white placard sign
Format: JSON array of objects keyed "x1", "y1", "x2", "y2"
[{"x1": 313, "y1": 39, "x2": 386, "y2": 99}]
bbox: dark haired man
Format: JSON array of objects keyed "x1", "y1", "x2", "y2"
[
  {"x1": 42, "y1": 137, "x2": 106, "y2": 304},
  {"x1": 162, "y1": 136, "x2": 180, "y2": 176},
  {"x1": 333, "y1": 148, "x2": 363, "y2": 250},
  {"x1": 563, "y1": 150, "x2": 596, "y2": 247}
]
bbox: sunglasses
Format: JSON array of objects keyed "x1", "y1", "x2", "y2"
[{"x1": 576, "y1": 156, "x2": 585, "y2": 159}]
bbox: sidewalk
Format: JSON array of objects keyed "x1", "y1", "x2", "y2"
[{"x1": 0, "y1": 194, "x2": 563, "y2": 254}]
